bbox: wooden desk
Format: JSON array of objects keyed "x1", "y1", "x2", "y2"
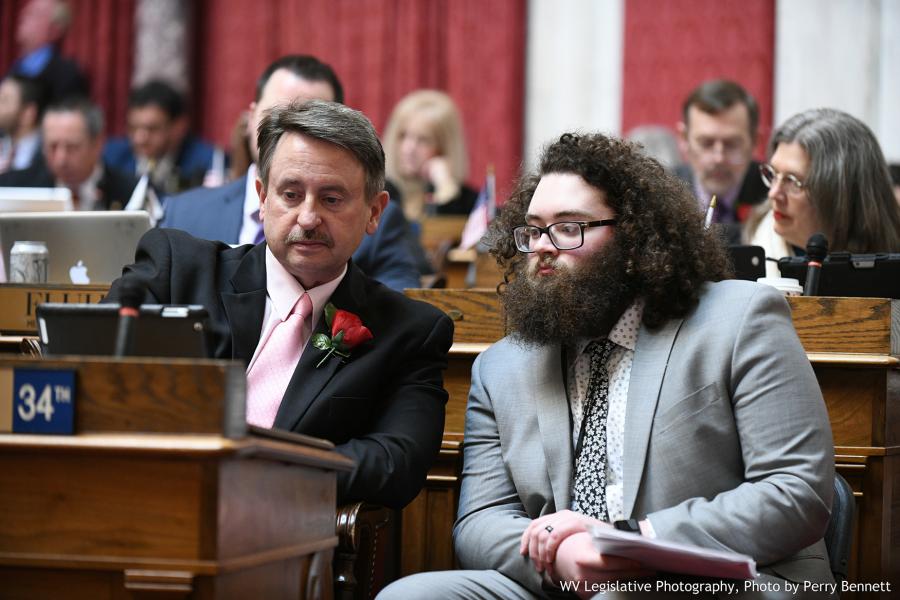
[
  {"x1": 0, "y1": 356, "x2": 353, "y2": 599},
  {"x1": 443, "y1": 249, "x2": 504, "y2": 289},
  {"x1": 402, "y1": 290, "x2": 900, "y2": 589},
  {"x1": 418, "y1": 216, "x2": 468, "y2": 255}
]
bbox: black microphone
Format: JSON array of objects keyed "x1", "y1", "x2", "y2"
[
  {"x1": 113, "y1": 276, "x2": 144, "y2": 356},
  {"x1": 803, "y1": 233, "x2": 829, "y2": 296}
]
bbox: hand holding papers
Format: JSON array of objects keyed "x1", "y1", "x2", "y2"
[{"x1": 589, "y1": 524, "x2": 758, "y2": 580}]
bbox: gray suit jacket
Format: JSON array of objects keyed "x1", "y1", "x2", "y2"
[{"x1": 454, "y1": 280, "x2": 834, "y2": 595}]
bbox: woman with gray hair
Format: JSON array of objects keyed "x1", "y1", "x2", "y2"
[{"x1": 747, "y1": 108, "x2": 900, "y2": 277}]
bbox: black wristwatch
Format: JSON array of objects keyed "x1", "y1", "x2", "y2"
[{"x1": 613, "y1": 519, "x2": 642, "y2": 535}]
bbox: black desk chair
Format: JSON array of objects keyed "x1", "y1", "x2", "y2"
[{"x1": 825, "y1": 473, "x2": 855, "y2": 583}]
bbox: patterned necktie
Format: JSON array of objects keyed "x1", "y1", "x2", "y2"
[
  {"x1": 572, "y1": 339, "x2": 617, "y2": 521},
  {"x1": 245, "y1": 293, "x2": 313, "y2": 428}
]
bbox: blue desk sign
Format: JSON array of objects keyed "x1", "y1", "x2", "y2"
[{"x1": 11, "y1": 368, "x2": 76, "y2": 434}]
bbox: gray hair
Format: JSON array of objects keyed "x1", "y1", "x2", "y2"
[
  {"x1": 44, "y1": 97, "x2": 104, "y2": 139},
  {"x1": 256, "y1": 99, "x2": 385, "y2": 200},
  {"x1": 769, "y1": 108, "x2": 900, "y2": 252}
]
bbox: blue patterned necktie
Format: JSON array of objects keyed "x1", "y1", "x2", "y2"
[{"x1": 572, "y1": 339, "x2": 616, "y2": 521}]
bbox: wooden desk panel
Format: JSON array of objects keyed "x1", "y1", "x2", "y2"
[{"x1": 0, "y1": 434, "x2": 345, "y2": 599}]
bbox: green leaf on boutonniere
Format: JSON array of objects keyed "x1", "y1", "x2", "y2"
[
  {"x1": 324, "y1": 302, "x2": 337, "y2": 327},
  {"x1": 333, "y1": 330, "x2": 345, "y2": 348},
  {"x1": 312, "y1": 333, "x2": 332, "y2": 350}
]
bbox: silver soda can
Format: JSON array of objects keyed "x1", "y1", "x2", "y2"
[{"x1": 10, "y1": 241, "x2": 49, "y2": 283}]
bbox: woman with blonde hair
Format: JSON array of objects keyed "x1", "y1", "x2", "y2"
[
  {"x1": 383, "y1": 90, "x2": 477, "y2": 222},
  {"x1": 747, "y1": 108, "x2": 900, "y2": 277}
]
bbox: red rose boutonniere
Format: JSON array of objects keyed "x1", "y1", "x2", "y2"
[{"x1": 312, "y1": 303, "x2": 373, "y2": 368}]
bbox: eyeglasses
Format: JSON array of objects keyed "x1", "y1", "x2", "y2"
[
  {"x1": 512, "y1": 220, "x2": 617, "y2": 253},
  {"x1": 688, "y1": 137, "x2": 749, "y2": 163},
  {"x1": 759, "y1": 163, "x2": 806, "y2": 195}
]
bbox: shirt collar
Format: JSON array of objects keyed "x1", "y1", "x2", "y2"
[
  {"x1": 264, "y1": 245, "x2": 346, "y2": 330},
  {"x1": 244, "y1": 163, "x2": 259, "y2": 219},
  {"x1": 573, "y1": 300, "x2": 644, "y2": 357},
  {"x1": 693, "y1": 173, "x2": 743, "y2": 222},
  {"x1": 62, "y1": 164, "x2": 103, "y2": 210}
]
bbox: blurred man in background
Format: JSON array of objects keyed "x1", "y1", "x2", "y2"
[
  {"x1": 0, "y1": 74, "x2": 46, "y2": 174},
  {"x1": 8, "y1": 0, "x2": 89, "y2": 104},
  {"x1": 0, "y1": 98, "x2": 137, "y2": 210},
  {"x1": 103, "y1": 80, "x2": 220, "y2": 196},
  {"x1": 676, "y1": 79, "x2": 767, "y2": 243}
]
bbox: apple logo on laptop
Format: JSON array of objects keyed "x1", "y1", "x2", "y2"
[{"x1": 69, "y1": 260, "x2": 90, "y2": 284}]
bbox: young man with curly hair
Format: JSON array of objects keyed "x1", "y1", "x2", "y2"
[{"x1": 380, "y1": 132, "x2": 834, "y2": 599}]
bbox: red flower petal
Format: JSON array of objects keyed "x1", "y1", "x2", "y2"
[{"x1": 331, "y1": 310, "x2": 373, "y2": 349}]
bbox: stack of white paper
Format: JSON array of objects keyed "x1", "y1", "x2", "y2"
[{"x1": 589, "y1": 525, "x2": 758, "y2": 580}]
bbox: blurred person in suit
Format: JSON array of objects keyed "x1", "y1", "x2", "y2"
[
  {"x1": 0, "y1": 97, "x2": 137, "y2": 210},
  {"x1": 161, "y1": 54, "x2": 421, "y2": 291},
  {"x1": 380, "y1": 132, "x2": 833, "y2": 599},
  {"x1": 8, "y1": 0, "x2": 88, "y2": 104},
  {"x1": 107, "y1": 99, "x2": 453, "y2": 509},
  {"x1": 103, "y1": 80, "x2": 219, "y2": 196},
  {"x1": 383, "y1": 90, "x2": 477, "y2": 223},
  {"x1": 746, "y1": 108, "x2": 900, "y2": 278},
  {"x1": 676, "y1": 80, "x2": 767, "y2": 244},
  {"x1": 0, "y1": 74, "x2": 47, "y2": 174}
]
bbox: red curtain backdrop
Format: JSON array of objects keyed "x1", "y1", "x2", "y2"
[
  {"x1": 0, "y1": 0, "x2": 135, "y2": 138},
  {"x1": 621, "y1": 0, "x2": 774, "y2": 158},
  {"x1": 192, "y1": 0, "x2": 526, "y2": 197}
]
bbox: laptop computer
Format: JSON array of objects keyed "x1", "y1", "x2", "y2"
[
  {"x1": 0, "y1": 211, "x2": 151, "y2": 284},
  {"x1": 36, "y1": 303, "x2": 212, "y2": 358},
  {"x1": 0, "y1": 187, "x2": 73, "y2": 212}
]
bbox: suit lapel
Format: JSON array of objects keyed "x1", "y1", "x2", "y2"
[
  {"x1": 532, "y1": 343, "x2": 574, "y2": 511},
  {"x1": 273, "y1": 264, "x2": 368, "y2": 431},
  {"x1": 221, "y1": 243, "x2": 267, "y2": 363},
  {"x1": 622, "y1": 316, "x2": 684, "y2": 518}
]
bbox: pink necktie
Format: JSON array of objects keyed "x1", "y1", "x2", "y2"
[{"x1": 246, "y1": 293, "x2": 313, "y2": 428}]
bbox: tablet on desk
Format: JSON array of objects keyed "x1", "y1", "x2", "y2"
[
  {"x1": 727, "y1": 245, "x2": 766, "y2": 281},
  {"x1": 36, "y1": 303, "x2": 212, "y2": 358},
  {"x1": 777, "y1": 252, "x2": 900, "y2": 298}
]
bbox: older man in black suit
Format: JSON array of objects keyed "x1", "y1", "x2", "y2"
[{"x1": 106, "y1": 100, "x2": 453, "y2": 509}]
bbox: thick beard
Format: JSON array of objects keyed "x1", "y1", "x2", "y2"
[{"x1": 502, "y1": 242, "x2": 638, "y2": 347}]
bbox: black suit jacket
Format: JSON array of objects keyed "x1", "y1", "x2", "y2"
[
  {"x1": 106, "y1": 228, "x2": 453, "y2": 508},
  {"x1": 0, "y1": 155, "x2": 139, "y2": 210}
]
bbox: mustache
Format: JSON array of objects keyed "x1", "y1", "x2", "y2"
[
  {"x1": 284, "y1": 228, "x2": 334, "y2": 247},
  {"x1": 529, "y1": 255, "x2": 563, "y2": 276}
]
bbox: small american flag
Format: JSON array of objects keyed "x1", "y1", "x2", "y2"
[{"x1": 459, "y1": 166, "x2": 496, "y2": 250}]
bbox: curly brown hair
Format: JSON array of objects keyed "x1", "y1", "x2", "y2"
[{"x1": 486, "y1": 132, "x2": 732, "y2": 329}]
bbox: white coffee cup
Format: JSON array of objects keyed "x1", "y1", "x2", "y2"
[{"x1": 756, "y1": 276, "x2": 803, "y2": 296}]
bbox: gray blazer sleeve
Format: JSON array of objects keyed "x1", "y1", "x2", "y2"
[
  {"x1": 646, "y1": 285, "x2": 834, "y2": 565},
  {"x1": 452, "y1": 352, "x2": 546, "y2": 595}
]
